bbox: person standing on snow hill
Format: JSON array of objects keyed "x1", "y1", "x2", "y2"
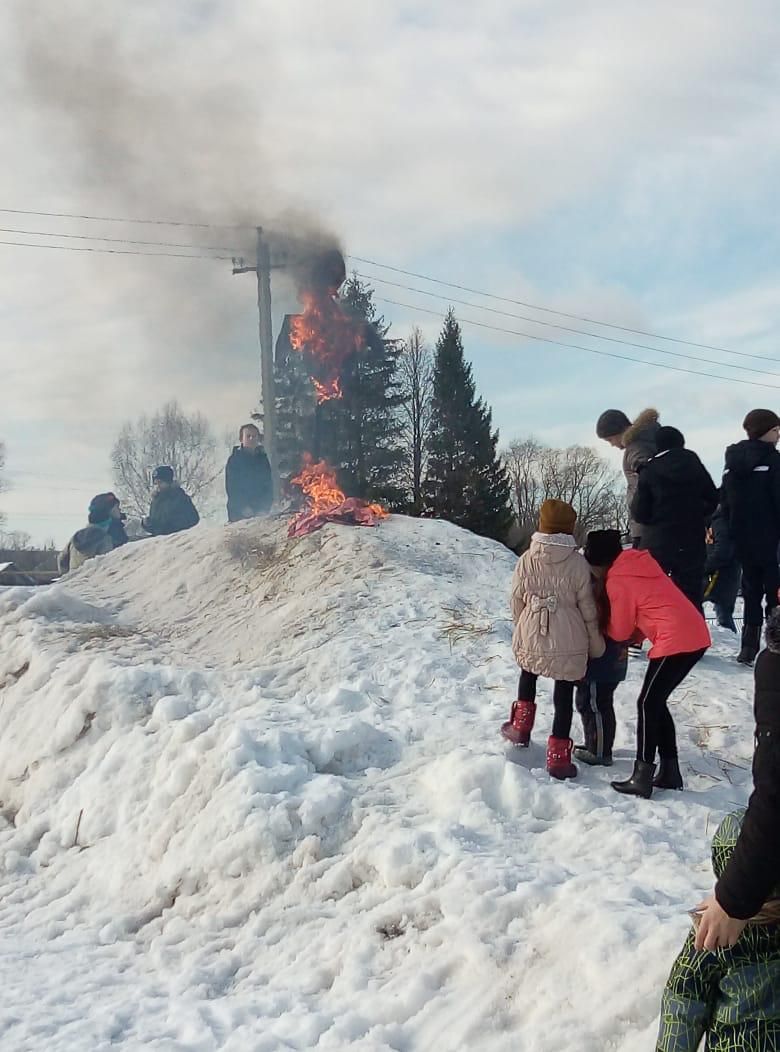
[
  {"x1": 655, "y1": 811, "x2": 780, "y2": 1052},
  {"x1": 58, "y1": 493, "x2": 116, "y2": 573},
  {"x1": 692, "y1": 608, "x2": 780, "y2": 955},
  {"x1": 721, "y1": 409, "x2": 780, "y2": 666},
  {"x1": 142, "y1": 466, "x2": 200, "y2": 536},
  {"x1": 631, "y1": 426, "x2": 718, "y2": 610},
  {"x1": 584, "y1": 531, "x2": 710, "y2": 799},
  {"x1": 225, "y1": 423, "x2": 273, "y2": 523},
  {"x1": 596, "y1": 407, "x2": 661, "y2": 546},
  {"x1": 573, "y1": 530, "x2": 629, "y2": 768},
  {"x1": 501, "y1": 499, "x2": 605, "y2": 780}
]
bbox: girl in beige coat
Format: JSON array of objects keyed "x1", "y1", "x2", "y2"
[{"x1": 501, "y1": 499, "x2": 605, "y2": 779}]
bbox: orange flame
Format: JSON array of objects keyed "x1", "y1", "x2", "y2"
[
  {"x1": 289, "y1": 291, "x2": 364, "y2": 404},
  {"x1": 288, "y1": 454, "x2": 388, "y2": 537}
]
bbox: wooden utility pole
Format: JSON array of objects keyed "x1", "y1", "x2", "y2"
[{"x1": 233, "y1": 227, "x2": 279, "y2": 502}]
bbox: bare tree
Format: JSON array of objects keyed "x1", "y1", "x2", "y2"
[
  {"x1": 111, "y1": 401, "x2": 220, "y2": 518},
  {"x1": 397, "y1": 327, "x2": 434, "y2": 512},
  {"x1": 502, "y1": 437, "x2": 625, "y2": 546}
]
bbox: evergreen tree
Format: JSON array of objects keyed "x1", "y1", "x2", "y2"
[
  {"x1": 274, "y1": 277, "x2": 406, "y2": 506},
  {"x1": 424, "y1": 309, "x2": 513, "y2": 541}
]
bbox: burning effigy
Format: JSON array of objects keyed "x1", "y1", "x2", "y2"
[
  {"x1": 286, "y1": 249, "x2": 389, "y2": 538},
  {"x1": 288, "y1": 455, "x2": 388, "y2": 538}
]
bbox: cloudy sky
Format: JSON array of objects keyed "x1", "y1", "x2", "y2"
[{"x1": 1, "y1": 0, "x2": 779, "y2": 545}]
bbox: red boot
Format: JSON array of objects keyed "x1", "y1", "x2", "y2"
[
  {"x1": 546, "y1": 737, "x2": 577, "y2": 780},
  {"x1": 501, "y1": 700, "x2": 536, "y2": 746}
]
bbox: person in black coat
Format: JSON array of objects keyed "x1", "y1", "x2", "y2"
[
  {"x1": 142, "y1": 466, "x2": 200, "y2": 536},
  {"x1": 631, "y1": 426, "x2": 718, "y2": 609},
  {"x1": 721, "y1": 409, "x2": 780, "y2": 664},
  {"x1": 104, "y1": 492, "x2": 129, "y2": 548},
  {"x1": 694, "y1": 607, "x2": 780, "y2": 951},
  {"x1": 225, "y1": 423, "x2": 273, "y2": 522}
]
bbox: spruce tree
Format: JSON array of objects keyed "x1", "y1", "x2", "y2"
[{"x1": 424, "y1": 309, "x2": 513, "y2": 541}]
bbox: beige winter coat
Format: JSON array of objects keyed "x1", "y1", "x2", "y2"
[{"x1": 511, "y1": 532, "x2": 605, "y2": 681}]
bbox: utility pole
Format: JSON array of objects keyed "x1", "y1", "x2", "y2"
[{"x1": 232, "y1": 227, "x2": 280, "y2": 503}]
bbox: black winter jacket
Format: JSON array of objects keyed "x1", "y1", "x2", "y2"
[
  {"x1": 705, "y1": 504, "x2": 737, "y2": 575},
  {"x1": 108, "y1": 517, "x2": 129, "y2": 548},
  {"x1": 143, "y1": 486, "x2": 199, "y2": 536},
  {"x1": 721, "y1": 439, "x2": 780, "y2": 564},
  {"x1": 225, "y1": 446, "x2": 272, "y2": 522},
  {"x1": 631, "y1": 447, "x2": 718, "y2": 560},
  {"x1": 715, "y1": 644, "x2": 780, "y2": 919}
]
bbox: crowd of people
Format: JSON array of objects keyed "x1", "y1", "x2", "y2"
[
  {"x1": 499, "y1": 405, "x2": 780, "y2": 1048},
  {"x1": 57, "y1": 423, "x2": 273, "y2": 574}
]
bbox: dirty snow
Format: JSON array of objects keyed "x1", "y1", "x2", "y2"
[{"x1": 0, "y1": 515, "x2": 755, "y2": 1050}]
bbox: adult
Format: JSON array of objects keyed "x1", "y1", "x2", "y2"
[
  {"x1": 596, "y1": 407, "x2": 660, "y2": 545},
  {"x1": 58, "y1": 493, "x2": 116, "y2": 573},
  {"x1": 695, "y1": 609, "x2": 780, "y2": 951},
  {"x1": 103, "y1": 492, "x2": 129, "y2": 548},
  {"x1": 721, "y1": 409, "x2": 780, "y2": 665},
  {"x1": 142, "y1": 466, "x2": 199, "y2": 536},
  {"x1": 584, "y1": 530, "x2": 710, "y2": 799},
  {"x1": 704, "y1": 503, "x2": 741, "y2": 633},
  {"x1": 225, "y1": 423, "x2": 273, "y2": 522},
  {"x1": 630, "y1": 426, "x2": 718, "y2": 609}
]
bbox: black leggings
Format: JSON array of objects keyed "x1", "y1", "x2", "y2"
[
  {"x1": 635, "y1": 650, "x2": 706, "y2": 764},
  {"x1": 518, "y1": 670, "x2": 575, "y2": 739},
  {"x1": 575, "y1": 681, "x2": 617, "y2": 758}
]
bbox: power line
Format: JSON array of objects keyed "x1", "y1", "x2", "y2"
[
  {"x1": 0, "y1": 207, "x2": 249, "y2": 230},
  {"x1": 358, "y1": 272, "x2": 780, "y2": 379},
  {"x1": 376, "y1": 296, "x2": 780, "y2": 391},
  {"x1": 0, "y1": 226, "x2": 243, "y2": 253},
  {"x1": 0, "y1": 239, "x2": 231, "y2": 261},
  {"x1": 352, "y1": 255, "x2": 778, "y2": 364}
]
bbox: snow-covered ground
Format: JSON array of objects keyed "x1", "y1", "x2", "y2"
[{"x1": 0, "y1": 515, "x2": 755, "y2": 1051}]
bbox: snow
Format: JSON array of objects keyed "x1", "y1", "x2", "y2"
[{"x1": 0, "y1": 514, "x2": 755, "y2": 1050}]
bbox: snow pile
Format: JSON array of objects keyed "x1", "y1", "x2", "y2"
[{"x1": 0, "y1": 515, "x2": 756, "y2": 1050}]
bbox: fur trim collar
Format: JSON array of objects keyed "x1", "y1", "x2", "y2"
[
  {"x1": 531, "y1": 531, "x2": 577, "y2": 548},
  {"x1": 623, "y1": 408, "x2": 659, "y2": 445}
]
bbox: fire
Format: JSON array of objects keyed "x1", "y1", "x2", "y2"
[
  {"x1": 289, "y1": 291, "x2": 364, "y2": 404},
  {"x1": 288, "y1": 455, "x2": 388, "y2": 538}
]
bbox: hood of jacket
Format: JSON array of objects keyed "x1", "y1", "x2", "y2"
[
  {"x1": 622, "y1": 407, "x2": 659, "y2": 447},
  {"x1": 608, "y1": 547, "x2": 665, "y2": 580},
  {"x1": 528, "y1": 532, "x2": 578, "y2": 564},
  {"x1": 724, "y1": 438, "x2": 777, "y2": 478},
  {"x1": 71, "y1": 525, "x2": 111, "y2": 556}
]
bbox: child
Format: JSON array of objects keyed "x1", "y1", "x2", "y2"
[
  {"x1": 574, "y1": 531, "x2": 629, "y2": 767},
  {"x1": 656, "y1": 811, "x2": 780, "y2": 1051},
  {"x1": 501, "y1": 499, "x2": 605, "y2": 779}
]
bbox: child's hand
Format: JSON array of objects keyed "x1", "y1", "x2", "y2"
[{"x1": 693, "y1": 894, "x2": 748, "y2": 951}]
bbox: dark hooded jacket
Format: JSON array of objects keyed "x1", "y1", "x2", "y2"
[
  {"x1": 143, "y1": 486, "x2": 199, "y2": 536},
  {"x1": 58, "y1": 525, "x2": 114, "y2": 574},
  {"x1": 621, "y1": 408, "x2": 661, "y2": 539},
  {"x1": 657, "y1": 811, "x2": 780, "y2": 1052},
  {"x1": 225, "y1": 445, "x2": 273, "y2": 522},
  {"x1": 715, "y1": 619, "x2": 780, "y2": 921},
  {"x1": 721, "y1": 439, "x2": 780, "y2": 563},
  {"x1": 631, "y1": 447, "x2": 718, "y2": 561}
]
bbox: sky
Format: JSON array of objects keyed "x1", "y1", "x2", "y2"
[{"x1": 1, "y1": 0, "x2": 779, "y2": 546}]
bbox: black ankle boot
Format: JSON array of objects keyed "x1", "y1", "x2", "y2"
[
  {"x1": 611, "y1": 760, "x2": 655, "y2": 799},
  {"x1": 737, "y1": 624, "x2": 761, "y2": 666},
  {"x1": 653, "y1": 756, "x2": 684, "y2": 790}
]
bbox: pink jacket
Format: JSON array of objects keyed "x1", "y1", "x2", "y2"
[
  {"x1": 511, "y1": 533, "x2": 605, "y2": 681},
  {"x1": 605, "y1": 549, "x2": 711, "y2": 659}
]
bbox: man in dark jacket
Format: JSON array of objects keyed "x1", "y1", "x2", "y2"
[
  {"x1": 694, "y1": 608, "x2": 780, "y2": 952},
  {"x1": 225, "y1": 423, "x2": 273, "y2": 522},
  {"x1": 721, "y1": 408, "x2": 780, "y2": 664},
  {"x1": 631, "y1": 426, "x2": 718, "y2": 608},
  {"x1": 596, "y1": 407, "x2": 661, "y2": 544},
  {"x1": 142, "y1": 466, "x2": 200, "y2": 536}
]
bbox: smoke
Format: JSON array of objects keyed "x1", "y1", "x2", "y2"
[{"x1": 8, "y1": 1, "x2": 342, "y2": 343}]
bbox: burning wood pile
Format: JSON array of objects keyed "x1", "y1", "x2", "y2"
[{"x1": 286, "y1": 248, "x2": 389, "y2": 538}]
